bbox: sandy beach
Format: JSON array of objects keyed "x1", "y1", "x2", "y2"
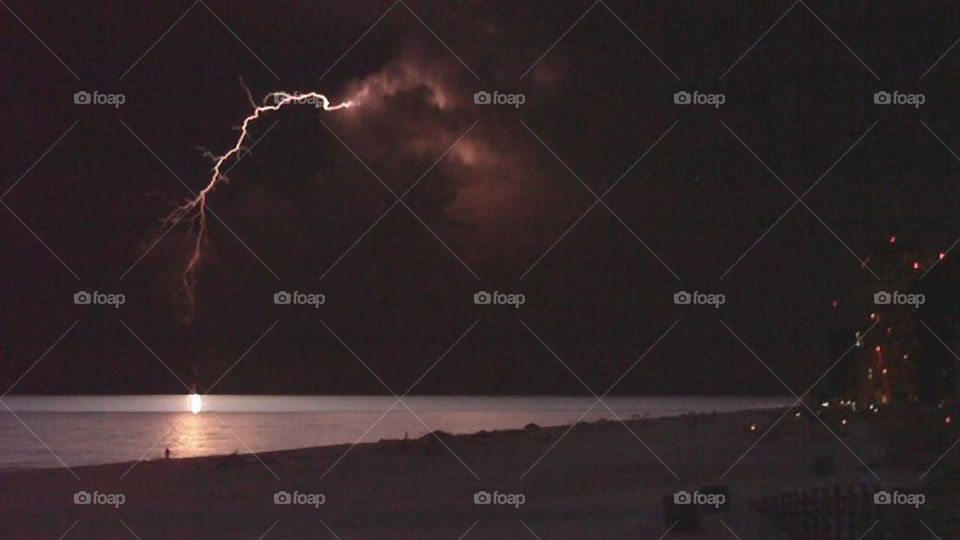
[{"x1": 1, "y1": 407, "x2": 956, "y2": 539}]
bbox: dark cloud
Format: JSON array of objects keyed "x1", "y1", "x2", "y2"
[{"x1": 2, "y1": 0, "x2": 960, "y2": 395}]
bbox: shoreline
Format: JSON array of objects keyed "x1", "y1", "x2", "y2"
[
  {"x1": 0, "y1": 405, "x2": 785, "y2": 475},
  {"x1": 0, "y1": 396, "x2": 795, "y2": 471},
  {"x1": 0, "y1": 407, "x2": 954, "y2": 538},
  {"x1": 0, "y1": 393, "x2": 794, "y2": 411}
]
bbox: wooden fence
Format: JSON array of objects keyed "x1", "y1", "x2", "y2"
[{"x1": 751, "y1": 482, "x2": 922, "y2": 539}]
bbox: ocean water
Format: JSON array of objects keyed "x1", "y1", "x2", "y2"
[{"x1": 0, "y1": 395, "x2": 792, "y2": 471}]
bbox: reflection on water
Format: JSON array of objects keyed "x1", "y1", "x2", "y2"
[
  {"x1": 0, "y1": 395, "x2": 793, "y2": 470},
  {"x1": 171, "y1": 412, "x2": 205, "y2": 456}
]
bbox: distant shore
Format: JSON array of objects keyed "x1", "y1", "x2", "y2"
[
  {"x1": 0, "y1": 407, "x2": 955, "y2": 538},
  {"x1": 0, "y1": 395, "x2": 795, "y2": 470}
]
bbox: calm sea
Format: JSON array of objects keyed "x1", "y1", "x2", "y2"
[{"x1": 0, "y1": 395, "x2": 792, "y2": 471}]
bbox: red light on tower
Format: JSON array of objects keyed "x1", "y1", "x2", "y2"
[
  {"x1": 940, "y1": 252, "x2": 946, "y2": 260},
  {"x1": 913, "y1": 261, "x2": 920, "y2": 270},
  {"x1": 889, "y1": 235, "x2": 896, "y2": 244},
  {"x1": 875, "y1": 345, "x2": 882, "y2": 353}
]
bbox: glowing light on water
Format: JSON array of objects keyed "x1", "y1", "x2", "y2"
[{"x1": 189, "y1": 393, "x2": 202, "y2": 415}]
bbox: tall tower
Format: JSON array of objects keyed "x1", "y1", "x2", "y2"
[{"x1": 853, "y1": 235, "x2": 926, "y2": 405}]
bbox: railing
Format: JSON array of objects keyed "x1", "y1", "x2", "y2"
[{"x1": 751, "y1": 482, "x2": 920, "y2": 539}]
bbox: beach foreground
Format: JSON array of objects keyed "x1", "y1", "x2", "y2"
[{"x1": 1, "y1": 407, "x2": 956, "y2": 539}]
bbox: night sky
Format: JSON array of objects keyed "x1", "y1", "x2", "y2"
[{"x1": 2, "y1": 0, "x2": 959, "y2": 395}]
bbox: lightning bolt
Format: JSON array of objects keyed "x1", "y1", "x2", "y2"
[{"x1": 166, "y1": 86, "x2": 355, "y2": 318}]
